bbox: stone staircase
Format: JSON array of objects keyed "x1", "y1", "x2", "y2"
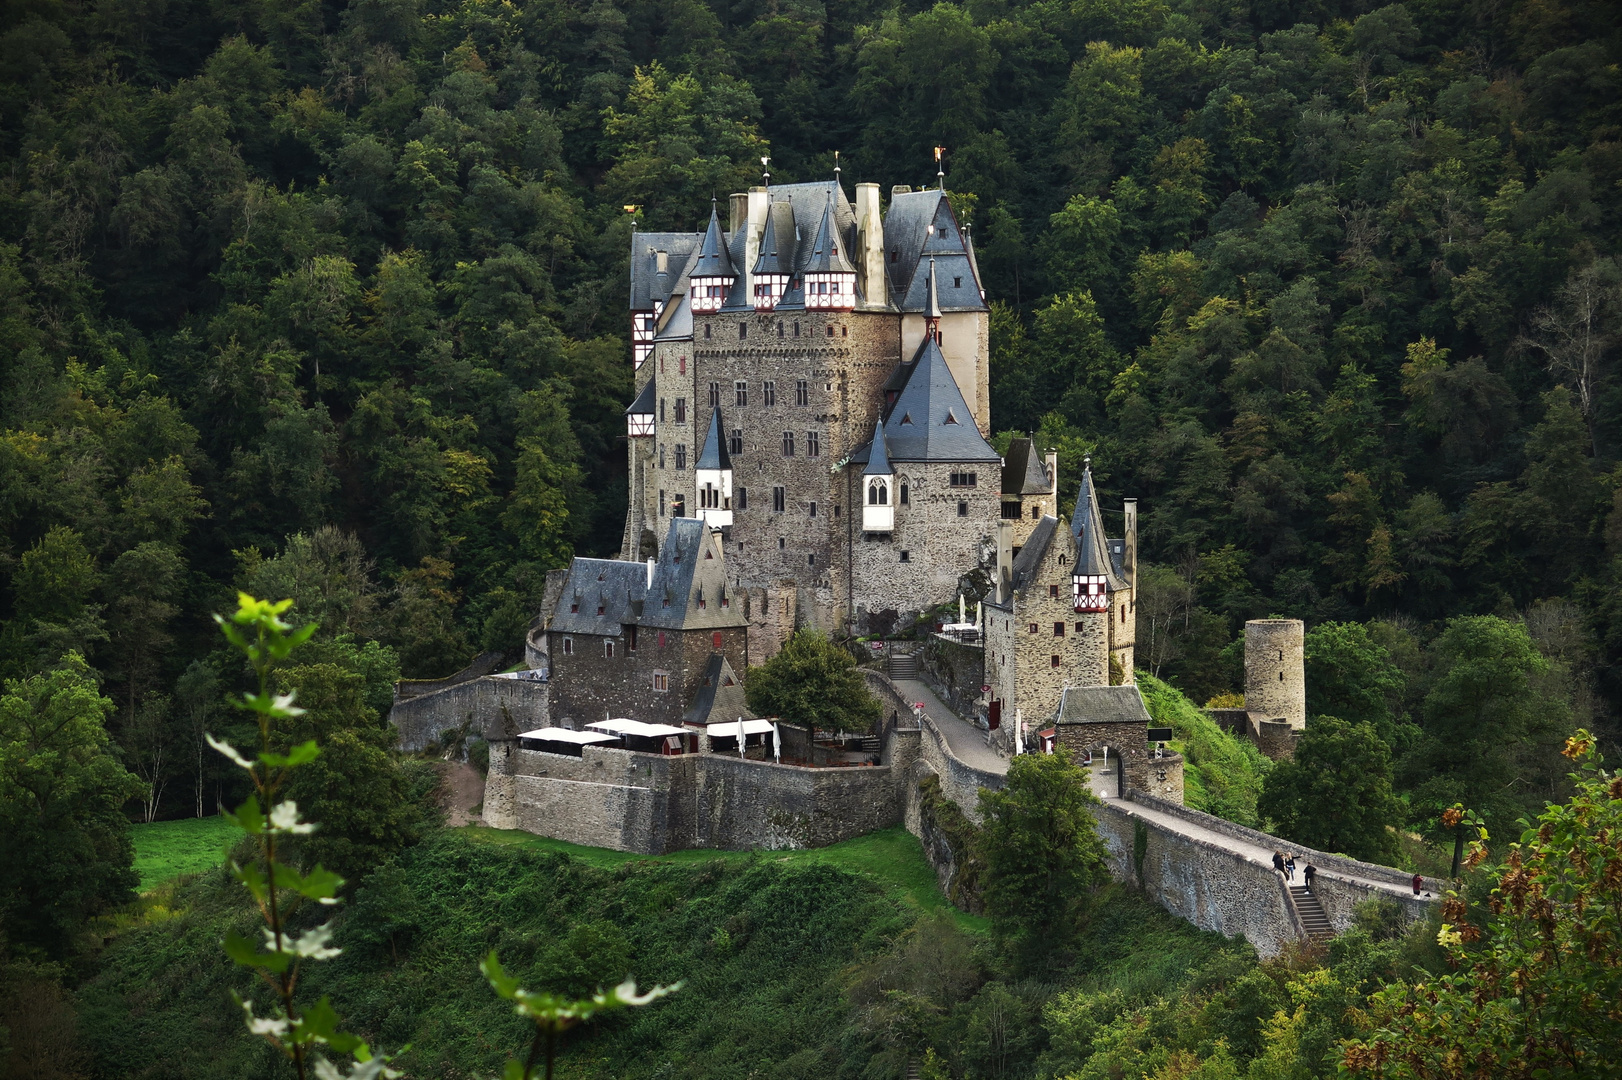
[
  {"x1": 1290, "y1": 885, "x2": 1332, "y2": 941},
  {"x1": 856, "y1": 734, "x2": 882, "y2": 754},
  {"x1": 888, "y1": 650, "x2": 919, "y2": 680},
  {"x1": 905, "y1": 1061, "x2": 922, "y2": 1080}
]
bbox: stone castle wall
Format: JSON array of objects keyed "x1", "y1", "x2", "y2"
[
  {"x1": 918, "y1": 636, "x2": 986, "y2": 720},
  {"x1": 548, "y1": 625, "x2": 749, "y2": 728},
  {"x1": 391, "y1": 674, "x2": 549, "y2": 753}
]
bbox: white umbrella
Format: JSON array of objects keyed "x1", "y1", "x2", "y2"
[
  {"x1": 1015, "y1": 708, "x2": 1023, "y2": 755},
  {"x1": 737, "y1": 716, "x2": 745, "y2": 758},
  {"x1": 958, "y1": 592, "x2": 966, "y2": 625},
  {"x1": 772, "y1": 721, "x2": 781, "y2": 763}
]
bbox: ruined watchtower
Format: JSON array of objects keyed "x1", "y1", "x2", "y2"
[{"x1": 1244, "y1": 618, "x2": 1305, "y2": 758}]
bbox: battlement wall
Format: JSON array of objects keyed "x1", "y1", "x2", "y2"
[{"x1": 390, "y1": 673, "x2": 549, "y2": 752}]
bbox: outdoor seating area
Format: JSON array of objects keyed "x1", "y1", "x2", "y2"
[{"x1": 586, "y1": 718, "x2": 698, "y2": 755}]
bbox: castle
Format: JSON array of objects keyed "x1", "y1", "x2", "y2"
[{"x1": 388, "y1": 178, "x2": 1319, "y2": 861}]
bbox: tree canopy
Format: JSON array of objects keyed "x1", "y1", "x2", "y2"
[{"x1": 744, "y1": 630, "x2": 882, "y2": 736}]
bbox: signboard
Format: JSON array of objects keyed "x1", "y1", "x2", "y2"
[{"x1": 1146, "y1": 727, "x2": 1174, "y2": 743}]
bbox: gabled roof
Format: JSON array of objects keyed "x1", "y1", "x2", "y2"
[
  {"x1": 692, "y1": 202, "x2": 735, "y2": 278},
  {"x1": 1009, "y1": 515, "x2": 1059, "y2": 592},
  {"x1": 752, "y1": 198, "x2": 790, "y2": 275},
  {"x1": 654, "y1": 290, "x2": 693, "y2": 340},
  {"x1": 1001, "y1": 438, "x2": 1053, "y2": 495},
  {"x1": 1057, "y1": 684, "x2": 1152, "y2": 726},
  {"x1": 548, "y1": 519, "x2": 747, "y2": 635},
  {"x1": 863, "y1": 419, "x2": 892, "y2": 476},
  {"x1": 851, "y1": 337, "x2": 999, "y2": 465},
  {"x1": 801, "y1": 195, "x2": 856, "y2": 274},
  {"x1": 627, "y1": 377, "x2": 657, "y2": 416},
  {"x1": 696, "y1": 408, "x2": 731, "y2": 471},
  {"x1": 549, "y1": 558, "x2": 649, "y2": 637},
  {"x1": 883, "y1": 189, "x2": 986, "y2": 312},
  {"x1": 629, "y1": 232, "x2": 702, "y2": 311},
  {"x1": 1070, "y1": 465, "x2": 1127, "y2": 589}
]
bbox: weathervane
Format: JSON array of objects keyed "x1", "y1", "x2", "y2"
[
  {"x1": 833, "y1": 150, "x2": 841, "y2": 183},
  {"x1": 934, "y1": 145, "x2": 945, "y2": 189},
  {"x1": 761, "y1": 155, "x2": 771, "y2": 188}
]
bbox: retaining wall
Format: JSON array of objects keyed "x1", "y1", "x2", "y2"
[{"x1": 919, "y1": 635, "x2": 986, "y2": 719}]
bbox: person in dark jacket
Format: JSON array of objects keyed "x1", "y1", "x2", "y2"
[
  {"x1": 1273, "y1": 851, "x2": 1286, "y2": 875},
  {"x1": 1304, "y1": 863, "x2": 1316, "y2": 890},
  {"x1": 1412, "y1": 873, "x2": 1423, "y2": 895},
  {"x1": 1285, "y1": 854, "x2": 1296, "y2": 881}
]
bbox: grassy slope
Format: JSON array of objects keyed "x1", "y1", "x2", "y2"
[
  {"x1": 85, "y1": 826, "x2": 974, "y2": 1080},
  {"x1": 1137, "y1": 673, "x2": 1273, "y2": 828},
  {"x1": 128, "y1": 816, "x2": 239, "y2": 891}
]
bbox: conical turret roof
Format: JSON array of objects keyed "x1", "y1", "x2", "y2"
[
  {"x1": 696, "y1": 408, "x2": 731, "y2": 471},
  {"x1": 926, "y1": 257, "x2": 942, "y2": 320},
  {"x1": 1070, "y1": 463, "x2": 1126, "y2": 588},
  {"x1": 752, "y1": 198, "x2": 790, "y2": 275},
  {"x1": 800, "y1": 195, "x2": 856, "y2": 274},
  {"x1": 693, "y1": 201, "x2": 735, "y2": 278},
  {"x1": 863, "y1": 419, "x2": 892, "y2": 475}
]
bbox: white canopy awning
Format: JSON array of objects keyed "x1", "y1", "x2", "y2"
[
  {"x1": 586, "y1": 718, "x2": 690, "y2": 739},
  {"x1": 516, "y1": 728, "x2": 620, "y2": 745},
  {"x1": 706, "y1": 719, "x2": 777, "y2": 737}
]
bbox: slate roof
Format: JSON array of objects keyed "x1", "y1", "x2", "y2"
[
  {"x1": 1001, "y1": 438, "x2": 1053, "y2": 496},
  {"x1": 801, "y1": 196, "x2": 857, "y2": 274},
  {"x1": 751, "y1": 197, "x2": 790, "y2": 275},
  {"x1": 696, "y1": 408, "x2": 730, "y2": 471},
  {"x1": 682, "y1": 654, "x2": 755, "y2": 727},
  {"x1": 629, "y1": 232, "x2": 702, "y2": 311},
  {"x1": 548, "y1": 519, "x2": 747, "y2": 636},
  {"x1": 1057, "y1": 684, "x2": 1152, "y2": 726},
  {"x1": 1070, "y1": 466, "x2": 1127, "y2": 589},
  {"x1": 883, "y1": 189, "x2": 986, "y2": 312},
  {"x1": 851, "y1": 337, "x2": 999, "y2": 465},
  {"x1": 626, "y1": 377, "x2": 657, "y2": 416},
  {"x1": 654, "y1": 289, "x2": 693, "y2": 340},
  {"x1": 863, "y1": 419, "x2": 892, "y2": 476},
  {"x1": 1008, "y1": 516, "x2": 1059, "y2": 592},
  {"x1": 692, "y1": 202, "x2": 735, "y2": 278}
]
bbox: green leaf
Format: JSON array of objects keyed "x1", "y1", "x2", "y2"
[
  {"x1": 481, "y1": 951, "x2": 522, "y2": 1000},
  {"x1": 502, "y1": 1060, "x2": 528, "y2": 1080},
  {"x1": 260, "y1": 739, "x2": 321, "y2": 769},
  {"x1": 226, "y1": 794, "x2": 266, "y2": 835},
  {"x1": 231, "y1": 859, "x2": 269, "y2": 904}
]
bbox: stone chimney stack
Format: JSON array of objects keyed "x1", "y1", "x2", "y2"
[
  {"x1": 995, "y1": 519, "x2": 1013, "y2": 605},
  {"x1": 855, "y1": 182, "x2": 886, "y2": 307},
  {"x1": 1123, "y1": 497, "x2": 1138, "y2": 594},
  {"x1": 745, "y1": 185, "x2": 769, "y2": 299},
  {"x1": 728, "y1": 192, "x2": 748, "y2": 234},
  {"x1": 1046, "y1": 451, "x2": 1059, "y2": 496}
]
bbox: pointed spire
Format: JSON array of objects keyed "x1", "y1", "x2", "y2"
[
  {"x1": 801, "y1": 194, "x2": 856, "y2": 274},
  {"x1": 1070, "y1": 458, "x2": 1121, "y2": 584},
  {"x1": 926, "y1": 258, "x2": 942, "y2": 320},
  {"x1": 696, "y1": 407, "x2": 731, "y2": 471},
  {"x1": 752, "y1": 196, "x2": 788, "y2": 275},
  {"x1": 863, "y1": 418, "x2": 892, "y2": 475},
  {"x1": 693, "y1": 199, "x2": 735, "y2": 278}
]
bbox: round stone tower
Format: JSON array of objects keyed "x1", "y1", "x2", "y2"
[{"x1": 1244, "y1": 618, "x2": 1305, "y2": 730}]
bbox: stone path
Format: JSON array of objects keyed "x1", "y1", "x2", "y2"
[
  {"x1": 890, "y1": 678, "x2": 1433, "y2": 904},
  {"x1": 889, "y1": 677, "x2": 1010, "y2": 775}
]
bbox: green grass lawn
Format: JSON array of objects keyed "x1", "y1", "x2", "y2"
[
  {"x1": 130, "y1": 816, "x2": 238, "y2": 891},
  {"x1": 463, "y1": 824, "x2": 989, "y2": 932}
]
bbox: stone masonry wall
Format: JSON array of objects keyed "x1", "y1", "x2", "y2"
[
  {"x1": 390, "y1": 675, "x2": 549, "y2": 752},
  {"x1": 1108, "y1": 588, "x2": 1135, "y2": 682},
  {"x1": 847, "y1": 460, "x2": 999, "y2": 636},
  {"x1": 919, "y1": 636, "x2": 986, "y2": 720},
  {"x1": 548, "y1": 625, "x2": 748, "y2": 728},
  {"x1": 1245, "y1": 618, "x2": 1306, "y2": 729}
]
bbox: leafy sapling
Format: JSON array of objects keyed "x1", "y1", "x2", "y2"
[
  {"x1": 209, "y1": 593, "x2": 398, "y2": 1080},
  {"x1": 480, "y1": 952, "x2": 680, "y2": 1080}
]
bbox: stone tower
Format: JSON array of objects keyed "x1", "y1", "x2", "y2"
[{"x1": 1244, "y1": 618, "x2": 1305, "y2": 730}]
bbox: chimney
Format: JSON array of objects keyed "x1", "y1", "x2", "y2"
[
  {"x1": 1123, "y1": 498, "x2": 1138, "y2": 595},
  {"x1": 995, "y1": 520, "x2": 1013, "y2": 605},
  {"x1": 855, "y1": 182, "x2": 886, "y2": 307},
  {"x1": 1045, "y1": 451, "x2": 1058, "y2": 496},
  {"x1": 728, "y1": 192, "x2": 748, "y2": 234},
  {"x1": 891, "y1": 184, "x2": 912, "y2": 200},
  {"x1": 646, "y1": 557, "x2": 656, "y2": 590},
  {"x1": 745, "y1": 185, "x2": 769, "y2": 302}
]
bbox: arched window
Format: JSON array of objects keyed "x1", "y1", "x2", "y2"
[{"x1": 867, "y1": 479, "x2": 888, "y2": 505}]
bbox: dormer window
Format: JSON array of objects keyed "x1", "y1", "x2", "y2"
[
  {"x1": 804, "y1": 272, "x2": 855, "y2": 311},
  {"x1": 945, "y1": 410, "x2": 959, "y2": 425}
]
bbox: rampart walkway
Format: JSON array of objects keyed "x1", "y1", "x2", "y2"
[{"x1": 881, "y1": 672, "x2": 1438, "y2": 953}]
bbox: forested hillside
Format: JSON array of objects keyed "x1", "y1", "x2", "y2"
[{"x1": 3, "y1": 0, "x2": 1621, "y2": 817}]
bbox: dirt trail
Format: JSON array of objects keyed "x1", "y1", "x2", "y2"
[{"x1": 436, "y1": 761, "x2": 486, "y2": 827}]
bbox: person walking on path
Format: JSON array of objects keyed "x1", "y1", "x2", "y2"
[
  {"x1": 1285, "y1": 854, "x2": 1296, "y2": 882},
  {"x1": 1304, "y1": 863, "x2": 1316, "y2": 891},
  {"x1": 1273, "y1": 851, "x2": 1286, "y2": 876},
  {"x1": 1411, "y1": 872, "x2": 1423, "y2": 896}
]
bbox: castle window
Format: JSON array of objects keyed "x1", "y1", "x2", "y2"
[
  {"x1": 777, "y1": 321, "x2": 784, "y2": 338},
  {"x1": 628, "y1": 626, "x2": 637, "y2": 651},
  {"x1": 1076, "y1": 622, "x2": 1083, "y2": 634},
  {"x1": 944, "y1": 410, "x2": 959, "y2": 425},
  {"x1": 782, "y1": 431, "x2": 795, "y2": 456},
  {"x1": 1058, "y1": 554, "x2": 1066, "y2": 565},
  {"x1": 1051, "y1": 655, "x2": 1060, "y2": 668},
  {"x1": 957, "y1": 501, "x2": 967, "y2": 517},
  {"x1": 779, "y1": 537, "x2": 785, "y2": 548},
  {"x1": 737, "y1": 487, "x2": 748, "y2": 510},
  {"x1": 659, "y1": 445, "x2": 666, "y2": 469},
  {"x1": 826, "y1": 325, "x2": 834, "y2": 337},
  {"x1": 712, "y1": 631, "x2": 723, "y2": 647},
  {"x1": 562, "y1": 637, "x2": 573, "y2": 655},
  {"x1": 681, "y1": 355, "x2": 688, "y2": 372},
  {"x1": 674, "y1": 398, "x2": 686, "y2": 424},
  {"x1": 1054, "y1": 622, "x2": 1065, "y2": 637},
  {"x1": 954, "y1": 276, "x2": 962, "y2": 288},
  {"x1": 900, "y1": 484, "x2": 909, "y2": 504},
  {"x1": 1032, "y1": 506, "x2": 1041, "y2": 519},
  {"x1": 709, "y1": 382, "x2": 720, "y2": 407},
  {"x1": 900, "y1": 413, "x2": 913, "y2": 425},
  {"x1": 795, "y1": 380, "x2": 809, "y2": 407},
  {"x1": 763, "y1": 381, "x2": 776, "y2": 406},
  {"x1": 659, "y1": 399, "x2": 666, "y2": 423},
  {"x1": 1001, "y1": 501, "x2": 1021, "y2": 519},
  {"x1": 672, "y1": 494, "x2": 686, "y2": 517},
  {"x1": 1028, "y1": 624, "x2": 1038, "y2": 634},
  {"x1": 793, "y1": 321, "x2": 800, "y2": 337},
  {"x1": 658, "y1": 631, "x2": 666, "y2": 647},
  {"x1": 809, "y1": 501, "x2": 817, "y2": 518},
  {"x1": 675, "y1": 445, "x2": 687, "y2": 470},
  {"x1": 1049, "y1": 585, "x2": 1058, "y2": 599},
  {"x1": 740, "y1": 323, "x2": 747, "y2": 340},
  {"x1": 703, "y1": 325, "x2": 711, "y2": 340},
  {"x1": 898, "y1": 550, "x2": 912, "y2": 563},
  {"x1": 605, "y1": 640, "x2": 614, "y2": 658},
  {"x1": 807, "y1": 431, "x2": 820, "y2": 457},
  {"x1": 890, "y1": 249, "x2": 898, "y2": 262},
  {"x1": 868, "y1": 480, "x2": 888, "y2": 505},
  {"x1": 773, "y1": 486, "x2": 785, "y2": 512},
  {"x1": 842, "y1": 325, "x2": 848, "y2": 337},
  {"x1": 949, "y1": 471, "x2": 977, "y2": 487},
  {"x1": 653, "y1": 672, "x2": 669, "y2": 692},
  {"x1": 1279, "y1": 671, "x2": 1285, "y2": 681},
  {"x1": 570, "y1": 602, "x2": 579, "y2": 613},
  {"x1": 1121, "y1": 606, "x2": 1126, "y2": 624},
  {"x1": 730, "y1": 429, "x2": 743, "y2": 455},
  {"x1": 596, "y1": 603, "x2": 605, "y2": 615},
  {"x1": 735, "y1": 381, "x2": 747, "y2": 406},
  {"x1": 808, "y1": 554, "x2": 816, "y2": 566}
]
